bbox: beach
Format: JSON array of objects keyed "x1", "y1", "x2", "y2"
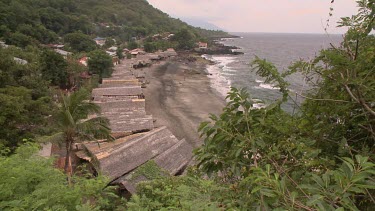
[{"x1": 142, "y1": 55, "x2": 226, "y2": 147}]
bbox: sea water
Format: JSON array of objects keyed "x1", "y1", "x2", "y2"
[{"x1": 203, "y1": 32, "x2": 343, "y2": 111}]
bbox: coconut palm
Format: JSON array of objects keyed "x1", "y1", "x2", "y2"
[{"x1": 44, "y1": 88, "x2": 113, "y2": 178}]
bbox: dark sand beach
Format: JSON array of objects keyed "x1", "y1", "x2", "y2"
[{"x1": 142, "y1": 57, "x2": 226, "y2": 147}]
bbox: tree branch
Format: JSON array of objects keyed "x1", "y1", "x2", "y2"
[{"x1": 293, "y1": 91, "x2": 351, "y2": 103}]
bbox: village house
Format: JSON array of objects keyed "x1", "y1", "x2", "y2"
[
  {"x1": 130, "y1": 48, "x2": 146, "y2": 58},
  {"x1": 104, "y1": 51, "x2": 119, "y2": 66},
  {"x1": 47, "y1": 44, "x2": 64, "y2": 49},
  {"x1": 198, "y1": 42, "x2": 208, "y2": 49},
  {"x1": 167, "y1": 33, "x2": 175, "y2": 39},
  {"x1": 79, "y1": 56, "x2": 88, "y2": 66},
  {"x1": 13, "y1": 57, "x2": 28, "y2": 65},
  {"x1": 0, "y1": 41, "x2": 9, "y2": 48},
  {"x1": 54, "y1": 49, "x2": 72, "y2": 59},
  {"x1": 107, "y1": 46, "x2": 118, "y2": 52},
  {"x1": 94, "y1": 37, "x2": 106, "y2": 46},
  {"x1": 106, "y1": 51, "x2": 116, "y2": 57},
  {"x1": 98, "y1": 22, "x2": 111, "y2": 28}
]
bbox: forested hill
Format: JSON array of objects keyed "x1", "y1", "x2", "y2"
[{"x1": 0, "y1": 0, "x2": 230, "y2": 46}]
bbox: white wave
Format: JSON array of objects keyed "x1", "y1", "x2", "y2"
[
  {"x1": 221, "y1": 72, "x2": 236, "y2": 76},
  {"x1": 210, "y1": 56, "x2": 236, "y2": 67},
  {"x1": 206, "y1": 65, "x2": 231, "y2": 98},
  {"x1": 259, "y1": 83, "x2": 279, "y2": 90},
  {"x1": 255, "y1": 79, "x2": 264, "y2": 83},
  {"x1": 203, "y1": 55, "x2": 238, "y2": 98},
  {"x1": 252, "y1": 98, "x2": 266, "y2": 109},
  {"x1": 254, "y1": 83, "x2": 280, "y2": 90},
  {"x1": 253, "y1": 103, "x2": 266, "y2": 109},
  {"x1": 222, "y1": 67, "x2": 237, "y2": 73}
]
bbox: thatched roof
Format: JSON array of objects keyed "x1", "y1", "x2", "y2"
[
  {"x1": 111, "y1": 71, "x2": 135, "y2": 77},
  {"x1": 80, "y1": 127, "x2": 181, "y2": 180},
  {"x1": 104, "y1": 75, "x2": 137, "y2": 81},
  {"x1": 93, "y1": 97, "x2": 153, "y2": 134},
  {"x1": 114, "y1": 174, "x2": 146, "y2": 194},
  {"x1": 92, "y1": 86, "x2": 143, "y2": 97},
  {"x1": 112, "y1": 161, "x2": 168, "y2": 194},
  {"x1": 94, "y1": 95, "x2": 139, "y2": 102},
  {"x1": 102, "y1": 78, "x2": 139, "y2": 84},
  {"x1": 109, "y1": 114, "x2": 154, "y2": 134},
  {"x1": 111, "y1": 138, "x2": 193, "y2": 194},
  {"x1": 94, "y1": 99, "x2": 145, "y2": 113},
  {"x1": 99, "y1": 81, "x2": 140, "y2": 88},
  {"x1": 154, "y1": 139, "x2": 192, "y2": 175}
]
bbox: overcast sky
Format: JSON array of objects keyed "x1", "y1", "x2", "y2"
[{"x1": 147, "y1": 0, "x2": 358, "y2": 34}]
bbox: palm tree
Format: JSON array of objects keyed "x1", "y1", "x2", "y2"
[{"x1": 44, "y1": 89, "x2": 113, "y2": 179}]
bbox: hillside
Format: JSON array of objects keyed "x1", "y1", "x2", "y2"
[{"x1": 0, "y1": 0, "x2": 231, "y2": 46}]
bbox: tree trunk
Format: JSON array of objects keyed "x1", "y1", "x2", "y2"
[{"x1": 64, "y1": 140, "x2": 73, "y2": 185}]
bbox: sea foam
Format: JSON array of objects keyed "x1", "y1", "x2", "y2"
[{"x1": 202, "y1": 55, "x2": 236, "y2": 98}]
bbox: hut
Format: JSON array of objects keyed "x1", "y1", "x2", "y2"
[
  {"x1": 92, "y1": 86, "x2": 143, "y2": 99},
  {"x1": 76, "y1": 127, "x2": 193, "y2": 194},
  {"x1": 99, "y1": 80, "x2": 140, "y2": 88},
  {"x1": 94, "y1": 99, "x2": 145, "y2": 113},
  {"x1": 112, "y1": 138, "x2": 193, "y2": 194}
]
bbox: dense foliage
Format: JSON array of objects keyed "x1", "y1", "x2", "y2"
[
  {"x1": 39, "y1": 48, "x2": 69, "y2": 88},
  {"x1": 0, "y1": 143, "x2": 124, "y2": 210},
  {"x1": 42, "y1": 89, "x2": 112, "y2": 177},
  {"x1": 88, "y1": 50, "x2": 114, "y2": 81},
  {"x1": 64, "y1": 32, "x2": 97, "y2": 52},
  {"x1": 0, "y1": 0, "x2": 230, "y2": 48},
  {"x1": 0, "y1": 46, "x2": 53, "y2": 150},
  {"x1": 172, "y1": 28, "x2": 197, "y2": 50}
]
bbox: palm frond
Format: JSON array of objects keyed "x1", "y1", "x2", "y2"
[
  {"x1": 76, "y1": 116, "x2": 113, "y2": 142},
  {"x1": 37, "y1": 132, "x2": 65, "y2": 144}
]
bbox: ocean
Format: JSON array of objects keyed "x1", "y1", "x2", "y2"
[{"x1": 203, "y1": 32, "x2": 343, "y2": 111}]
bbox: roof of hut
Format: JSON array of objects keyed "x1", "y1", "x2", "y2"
[
  {"x1": 112, "y1": 160, "x2": 169, "y2": 194},
  {"x1": 94, "y1": 99, "x2": 145, "y2": 113},
  {"x1": 111, "y1": 138, "x2": 193, "y2": 194},
  {"x1": 153, "y1": 138, "x2": 192, "y2": 175},
  {"x1": 99, "y1": 81, "x2": 140, "y2": 88},
  {"x1": 94, "y1": 96, "x2": 139, "y2": 102},
  {"x1": 108, "y1": 114, "x2": 153, "y2": 134},
  {"x1": 79, "y1": 126, "x2": 182, "y2": 181},
  {"x1": 92, "y1": 86, "x2": 143, "y2": 97}
]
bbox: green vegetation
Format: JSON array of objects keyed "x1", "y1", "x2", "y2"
[
  {"x1": 127, "y1": 171, "x2": 229, "y2": 210},
  {"x1": 88, "y1": 50, "x2": 114, "y2": 81},
  {"x1": 172, "y1": 28, "x2": 197, "y2": 50},
  {"x1": 130, "y1": 161, "x2": 168, "y2": 181},
  {"x1": 127, "y1": 41, "x2": 139, "y2": 50},
  {"x1": 0, "y1": 46, "x2": 52, "y2": 150},
  {"x1": 144, "y1": 40, "x2": 173, "y2": 53},
  {"x1": 0, "y1": 0, "x2": 230, "y2": 48},
  {"x1": 39, "y1": 48, "x2": 69, "y2": 88},
  {"x1": 42, "y1": 89, "x2": 112, "y2": 177},
  {"x1": 0, "y1": 143, "x2": 124, "y2": 210},
  {"x1": 64, "y1": 32, "x2": 97, "y2": 53}
]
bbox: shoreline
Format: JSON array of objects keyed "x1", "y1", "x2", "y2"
[{"x1": 142, "y1": 54, "x2": 226, "y2": 147}]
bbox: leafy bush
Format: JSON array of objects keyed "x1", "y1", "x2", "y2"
[{"x1": 0, "y1": 143, "x2": 124, "y2": 210}]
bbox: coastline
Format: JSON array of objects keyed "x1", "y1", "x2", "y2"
[{"x1": 142, "y1": 54, "x2": 226, "y2": 147}]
